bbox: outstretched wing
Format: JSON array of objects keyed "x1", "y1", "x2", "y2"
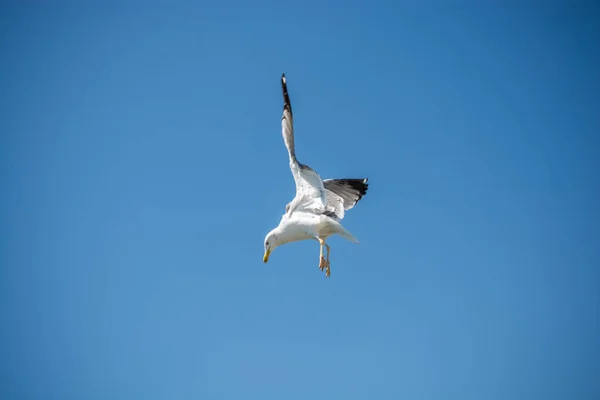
[
  {"x1": 280, "y1": 74, "x2": 327, "y2": 215},
  {"x1": 280, "y1": 74, "x2": 296, "y2": 163},
  {"x1": 322, "y1": 178, "x2": 369, "y2": 220}
]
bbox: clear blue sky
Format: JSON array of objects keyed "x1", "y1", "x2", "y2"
[{"x1": 1, "y1": 1, "x2": 599, "y2": 399}]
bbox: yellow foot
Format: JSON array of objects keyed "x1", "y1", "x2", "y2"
[
  {"x1": 319, "y1": 256, "x2": 327, "y2": 271},
  {"x1": 325, "y1": 261, "x2": 331, "y2": 278}
]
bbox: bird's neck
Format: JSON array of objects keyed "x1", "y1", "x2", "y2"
[{"x1": 274, "y1": 219, "x2": 311, "y2": 246}]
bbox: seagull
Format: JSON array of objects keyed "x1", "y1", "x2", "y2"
[{"x1": 263, "y1": 74, "x2": 369, "y2": 277}]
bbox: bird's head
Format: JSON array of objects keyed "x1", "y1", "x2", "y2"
[{"x1": 263, "y1": 229, "x2": 280, "y2": 263}]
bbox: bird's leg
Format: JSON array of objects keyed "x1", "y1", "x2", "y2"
[
  {"x1": 324, "y1": 243, "x2": 331, "y2": 278},
  {"x1": 318, "y1": 238, "x2": 326, "y2": 272}
]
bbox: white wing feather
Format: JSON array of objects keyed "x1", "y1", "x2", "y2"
[{"x1": 280, "y1": 74, "x2": 327, "y2": 216}]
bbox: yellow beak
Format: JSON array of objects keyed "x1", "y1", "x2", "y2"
[{"x1": 263, "y1": 247, "x2": 272, "y2": 263}]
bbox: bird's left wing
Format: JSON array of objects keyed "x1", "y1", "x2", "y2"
[{"x1": 280, "y1": 74, "x2": 327, "y2": 216}]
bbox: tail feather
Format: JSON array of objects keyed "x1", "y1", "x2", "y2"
[
  {"x1": 338, "y1": 230, "x2": 359, "y2": 243},
  {"x1": 329, "y1": 219, "x2": 359, "y2": 243}
]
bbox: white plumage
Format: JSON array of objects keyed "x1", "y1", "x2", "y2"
[{"x1": 263, "y1": 74, "x2": 369, "y2": 277}]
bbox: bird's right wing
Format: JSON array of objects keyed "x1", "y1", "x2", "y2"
[
  {"x1": 280, "y1": 74, "x2": 327, "y2": 216},
  {"x1": 318, "y1": 178, "x2": 369, "y2": 221}
]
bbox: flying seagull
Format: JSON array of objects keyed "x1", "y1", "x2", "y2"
[{"x1": 263, "y1": 74, "x2": 369, "y2": 277}]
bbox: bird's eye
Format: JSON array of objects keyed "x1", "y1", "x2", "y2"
[{"x1": 266, "y1": 241, "x2": 270, "y2": 246}]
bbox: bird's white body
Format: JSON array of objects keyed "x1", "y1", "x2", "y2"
[{"x1": 272, "y1": 212, "x2": 359, "y2": 248}]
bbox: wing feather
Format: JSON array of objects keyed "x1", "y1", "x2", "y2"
[
  {"x1": 280, "y1": 74, "x2": 327, "y2": 216},
  {"x1": 322, "y1": 178, "x2": 369, "y2": 218}
]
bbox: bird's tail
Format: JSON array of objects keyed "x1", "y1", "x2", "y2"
[
  {"x1": 339, "y1": 230, "x2": 359, "y2": 243},
  {"x1": 334, "y1": 222, "x2": 359, "y2": 243}
]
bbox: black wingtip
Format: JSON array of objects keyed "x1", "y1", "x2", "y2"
[
  {"x1": 281, "y1": 73, "x2": 291, "y2": 113},
  {"x1": 347, "y1": 178, "x2": 369, "y2": 202}
]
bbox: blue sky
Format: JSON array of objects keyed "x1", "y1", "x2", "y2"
[{"x1": 1, "y1": 1, "x2": 599, "y2": 399}]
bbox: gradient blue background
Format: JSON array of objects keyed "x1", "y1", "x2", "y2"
[{"x1": 1, "y1": 1, "x2": 599, "y2": 399}]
